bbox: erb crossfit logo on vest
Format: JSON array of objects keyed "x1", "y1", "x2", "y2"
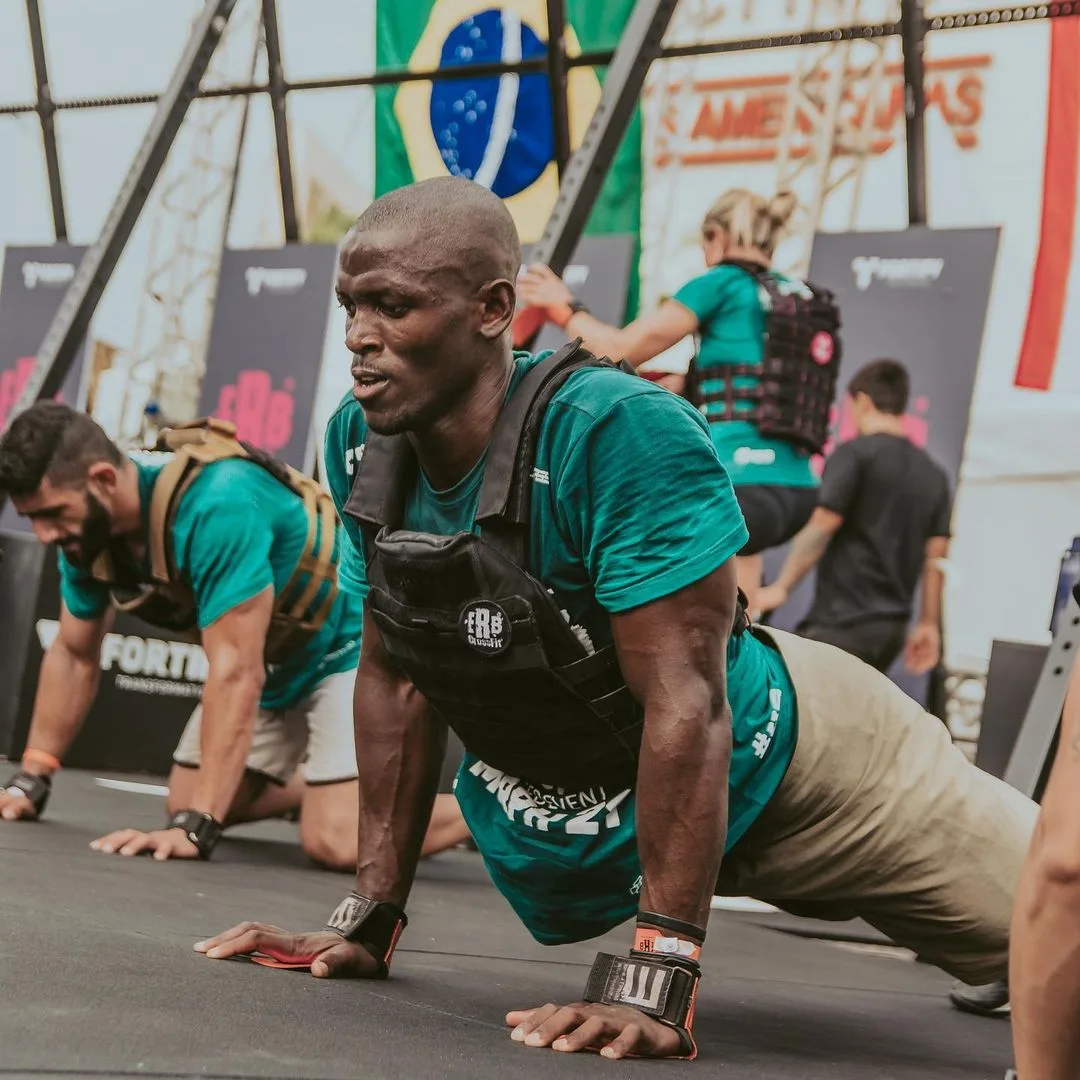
[
  {"x1": 215, "y1": 371, "x2": 294, "y2": 453},
  {"x1": 460, "y1": 600, "x2": 510, "y2": 655}
]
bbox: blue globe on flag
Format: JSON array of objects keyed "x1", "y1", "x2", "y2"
[{"x1": 430, "y1": 9, "x2": 554, "y2": 198}]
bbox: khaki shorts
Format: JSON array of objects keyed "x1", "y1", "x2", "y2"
[
  {"x1": 173, "y1": 669, "x2": 357, "y2": 786},
  {"x1": 717, "y1": 629, "x2": 1038, "y2": 984}
]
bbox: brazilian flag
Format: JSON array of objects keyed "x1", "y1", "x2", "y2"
[{"x1": 375, "y1": 0, "x2": 642, "y2": 315}]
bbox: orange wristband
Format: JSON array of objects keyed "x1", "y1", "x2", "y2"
[
  {"x1": 633, "y1": 925, "x2": 702, "y2": 963},
  {"x1": 22, "y1": 748, "x2": 61, "y2": 771}
]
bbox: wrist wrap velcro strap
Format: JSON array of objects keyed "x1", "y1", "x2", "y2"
[
  {"x1": 3, "y1": 771, "x2": 51, "y2": 817},
  {"x1": 325, "y1": 893, "x2": 408, "y2": 978},
  {"x1": 583, "y1": 951, "x2": 700, "y2": 1060}
]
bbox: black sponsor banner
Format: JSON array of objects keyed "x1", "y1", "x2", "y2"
[
  {"x1": 0, "y1": 245, "x2": 90, "y2": 533},
  {"x1": 2, "y1": 534, "x2": 202, "y2": 773},
  {"x1": 199, "y1": 246, "x2": 338, "y2": 472},
  {"x1": 763, "y1": 227, "x2": 1000, "y2": 704}
]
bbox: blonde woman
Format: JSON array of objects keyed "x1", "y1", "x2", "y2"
[{"x1": 519, "y1": 189, "x2": 821, "y2": 611}]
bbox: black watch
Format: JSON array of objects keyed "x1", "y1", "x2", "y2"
[
  {"x1": 567, "y1": 298, "x2": 591, "y2": 317},
  {"x1": 325, "y1": 893, "x2": 408, "y2": 977},
  {"x1": 167, "y1": 809, "x2": 224, "y2": 859}
]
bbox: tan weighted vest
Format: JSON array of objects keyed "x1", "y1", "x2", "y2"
[{"x1": 91, "y1": 418, "x2": 340, "y2": 665}]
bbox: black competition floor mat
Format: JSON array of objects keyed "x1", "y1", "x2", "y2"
[{"x1": 0, "y1": 770, "x2": 1014, "y2": 1079}]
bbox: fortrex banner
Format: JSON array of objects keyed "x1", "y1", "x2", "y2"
[
  {"x1": 199, "y1": 246, "x2": 338, "y2": 472},
  {"x1": 763, "y1": 227, "x2": 1001, "y2": 704},
  {"x1": 0, "y1": 244, "x2": 90, "y2": 532}
]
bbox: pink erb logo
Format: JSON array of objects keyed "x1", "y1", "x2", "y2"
[
  {"x1": 215, "y1": 369, "x2": 295, "y2": 452},
  {"x1": 810, "y1": 331, "x2": 834, "y2": 365}
]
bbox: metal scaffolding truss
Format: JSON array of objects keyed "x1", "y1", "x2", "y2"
[
  {"x1": 114, "y1": 2, "x2": 263, "y2": 449},
  {"x1": 772, "y1": 1, "x2": 894, "y2": 276}
]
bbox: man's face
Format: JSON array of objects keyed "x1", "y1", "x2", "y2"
[
  {"x1": 335, "y1": 225, "x2": 514, "y2": 435},
  {"x1": 13, "y1": 476, "x2": 113, "y2": 568}
]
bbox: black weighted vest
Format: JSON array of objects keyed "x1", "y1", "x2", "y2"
[
  {"x1": 684, "y1": 259, "x2": 842, "y2": 456},
  {"x1": 344, "y1": 342, "x2": 746, "y2": 791}
]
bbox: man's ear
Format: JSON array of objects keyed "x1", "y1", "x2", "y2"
[
  {"x1": 478, "y1": 278, "x2": 516, "y2": 340},
  {"x1": 86, "y1": 460, "x2": 120, "y2": 496}
]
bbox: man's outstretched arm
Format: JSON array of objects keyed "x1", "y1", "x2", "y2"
[
  {"x1": 1, "y1": 605, "x2": 110, "y2": 820},
  {"x1": 352, "y1": 611, "x2": 448, "y2": 907},
  {"x1": 1011, "y1": 653, "x2": 1080, "y2": 1079},
  {"x1": 195, "y1": 608, "x2": 446, "y2": 976},
  {"x1": 614, "y1": 559, "x2": 737, "y2": 932}
]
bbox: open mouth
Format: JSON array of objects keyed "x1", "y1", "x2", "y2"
[{"x1": 353, "y1": 370, "x2": 390, "y2": 402}]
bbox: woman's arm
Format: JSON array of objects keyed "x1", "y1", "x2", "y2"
[{"x1": 517, "y1": 264, "x2": 698, "y2": 367}]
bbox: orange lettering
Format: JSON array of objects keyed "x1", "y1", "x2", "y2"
[
  {"x1": 954, "y1": 74, "x2": 983, "y2": 127},
  {"x1": 758, "y1": 92, "x2": 786, "y2": 139}
]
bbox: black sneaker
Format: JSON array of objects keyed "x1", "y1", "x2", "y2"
[{"x1": 948, "y1": 978, "x2": 1010, "y2": 1017}]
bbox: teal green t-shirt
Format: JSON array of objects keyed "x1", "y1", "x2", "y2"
[
  {"x1": 674, "y1": 264, "x2": 818, "y2": 489},
  {"x1": 323, "y1": 354, "x2": 797, "y2": 945},
  {"x1": 58, "y1": 454, "x2": 363, "y2": 710}
]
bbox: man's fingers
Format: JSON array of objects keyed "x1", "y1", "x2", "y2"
[
  {"x1": 203, "y1": 928, "x2": 272, "y2": 960},
  {"x1": 0, "y1": 796, "x2": 35, "y2": 821},
  {"x1": 91, "y1": 829, "x2": 139, "y2": 853},
  {"x1": 118, "y1": 833, "x2": 154, "y2": 857},
  {"x1": 599, "y1": 1022, "x2": 643, "y2": 1060},
  {"x1": 552, "y1": 1016, "x2": 608, "y2": 1053},
  {"x1": 194, "y1": 921, "x2": 285, "y2": 953},
  {"x1": 507, "y1": 1004, "x2": 559, "y2": 1041},
  {"x1": 523, "y1": 1006, "x2": 585, "y2": 1047}
]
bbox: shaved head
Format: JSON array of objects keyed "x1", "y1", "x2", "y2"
[{"x1": 349, "y1": 176, "x2": 522, "y2": 284}]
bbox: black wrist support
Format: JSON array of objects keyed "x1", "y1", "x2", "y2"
[
  {"x1": 3, "y1": 771, "x2": 51, "y2": 817},
  {"x1": 583, "y1": 950, "x2": 700, "y2": 1059},
  {"x1": 167, "y1": 809, "x2": 224, "y2": 859},
  {"x1": 324, "y1": 893, "x2": 408, "y2": 978}
]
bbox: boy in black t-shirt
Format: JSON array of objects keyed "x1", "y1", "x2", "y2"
[{"x1": 758, "y1": 359, "x2": 952, "y2": 675}]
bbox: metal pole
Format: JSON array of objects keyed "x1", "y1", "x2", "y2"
[
  {"x1": 529, "y1": 0, "x2": 680, "y2": 277},
  {"x1": 1004, "y1": 593, "x2": 1080, "y2": 798},
  {"x1": 0, "y1": 0, "x2": 237, "y2": 453},
  {"x1": 900, "y1": 0, "x2": 928, "y2": 225},
  {"x1": 546, "y1": 0, "x2": 572, "y2": 181},
  {"x1": 24, "y1": 0, "x2": 67, "y2": 241},
  {"x1": 261, "y1": 0, "x2": 299, "y2": 242}
]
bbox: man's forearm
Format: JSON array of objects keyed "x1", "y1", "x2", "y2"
[
  {"x1": 636, "y1": 698, "x2": 733, "y2": 931},
  {"x1": 917, "y1": 559, "x2": 943, "y2": 627},
  {"x1": 21, "y1": 643, "x2": 101, "y2": 775},
  {"x1": 189, "y1": 666, "x2": 264, "y2": 821},
  {"x1": 353, "y1": 659, "x2": 447, "y2": 908},
  {"x1": 1011, "y1": 845, "x2": 1080, "y2": 1079},
  {"x1": 1012, "y1": 670, "x2": 1080, "y2": 1080},
  {"x1": 774, "y1": 523, "x2": 832, "y2": 593}
]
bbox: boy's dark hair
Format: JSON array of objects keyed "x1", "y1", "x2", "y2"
[
  {"x1": 847, "y1": 359, "x2": 910, "y2": 416},
  {"x1": 0, "y1": 402, "x2": 123, "y2": 498}
]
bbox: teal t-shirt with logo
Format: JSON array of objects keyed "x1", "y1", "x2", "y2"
[
  {"x1": 674, "y1": 263, "x2": 819, "y2": 489},
  {"x1": 58, "y1": 454, "x2": 363, "y2": 710},
  {"x1": 323, "y1": 353, "x2": 798, "y2": 946}
]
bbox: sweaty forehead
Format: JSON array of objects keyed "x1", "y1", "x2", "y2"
[{"x1": 337, "y1": 225, "x2": 510, "y2": 292}]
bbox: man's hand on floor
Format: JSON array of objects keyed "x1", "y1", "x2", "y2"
[
  {"x1": 90, "y1": 826, "x2": 200, "y2": 860},
  {"x1": 194, "y1": 921, "x2": 383, "y2": 976},
  {"x1": 506, "y1": 1001, "x2": 684, "y2": 1060},
  {"x1": 0, "y1": 789, "x2": 39, "y2": 821}
]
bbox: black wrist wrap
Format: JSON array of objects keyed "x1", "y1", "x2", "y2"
[
  {"x1": 3, "y1": 771, "x2": 51, "y2": 817},
  {"x1": 324, "y1": 893, "x2": 408, "y2": 978},
  {"x1": 582, "y1": 950, "x2": 700, "y2": 1059}
]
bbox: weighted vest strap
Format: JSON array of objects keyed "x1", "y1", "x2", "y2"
[{"x1": 93, "y1": 418, "x2": 339, "y2": 664}]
